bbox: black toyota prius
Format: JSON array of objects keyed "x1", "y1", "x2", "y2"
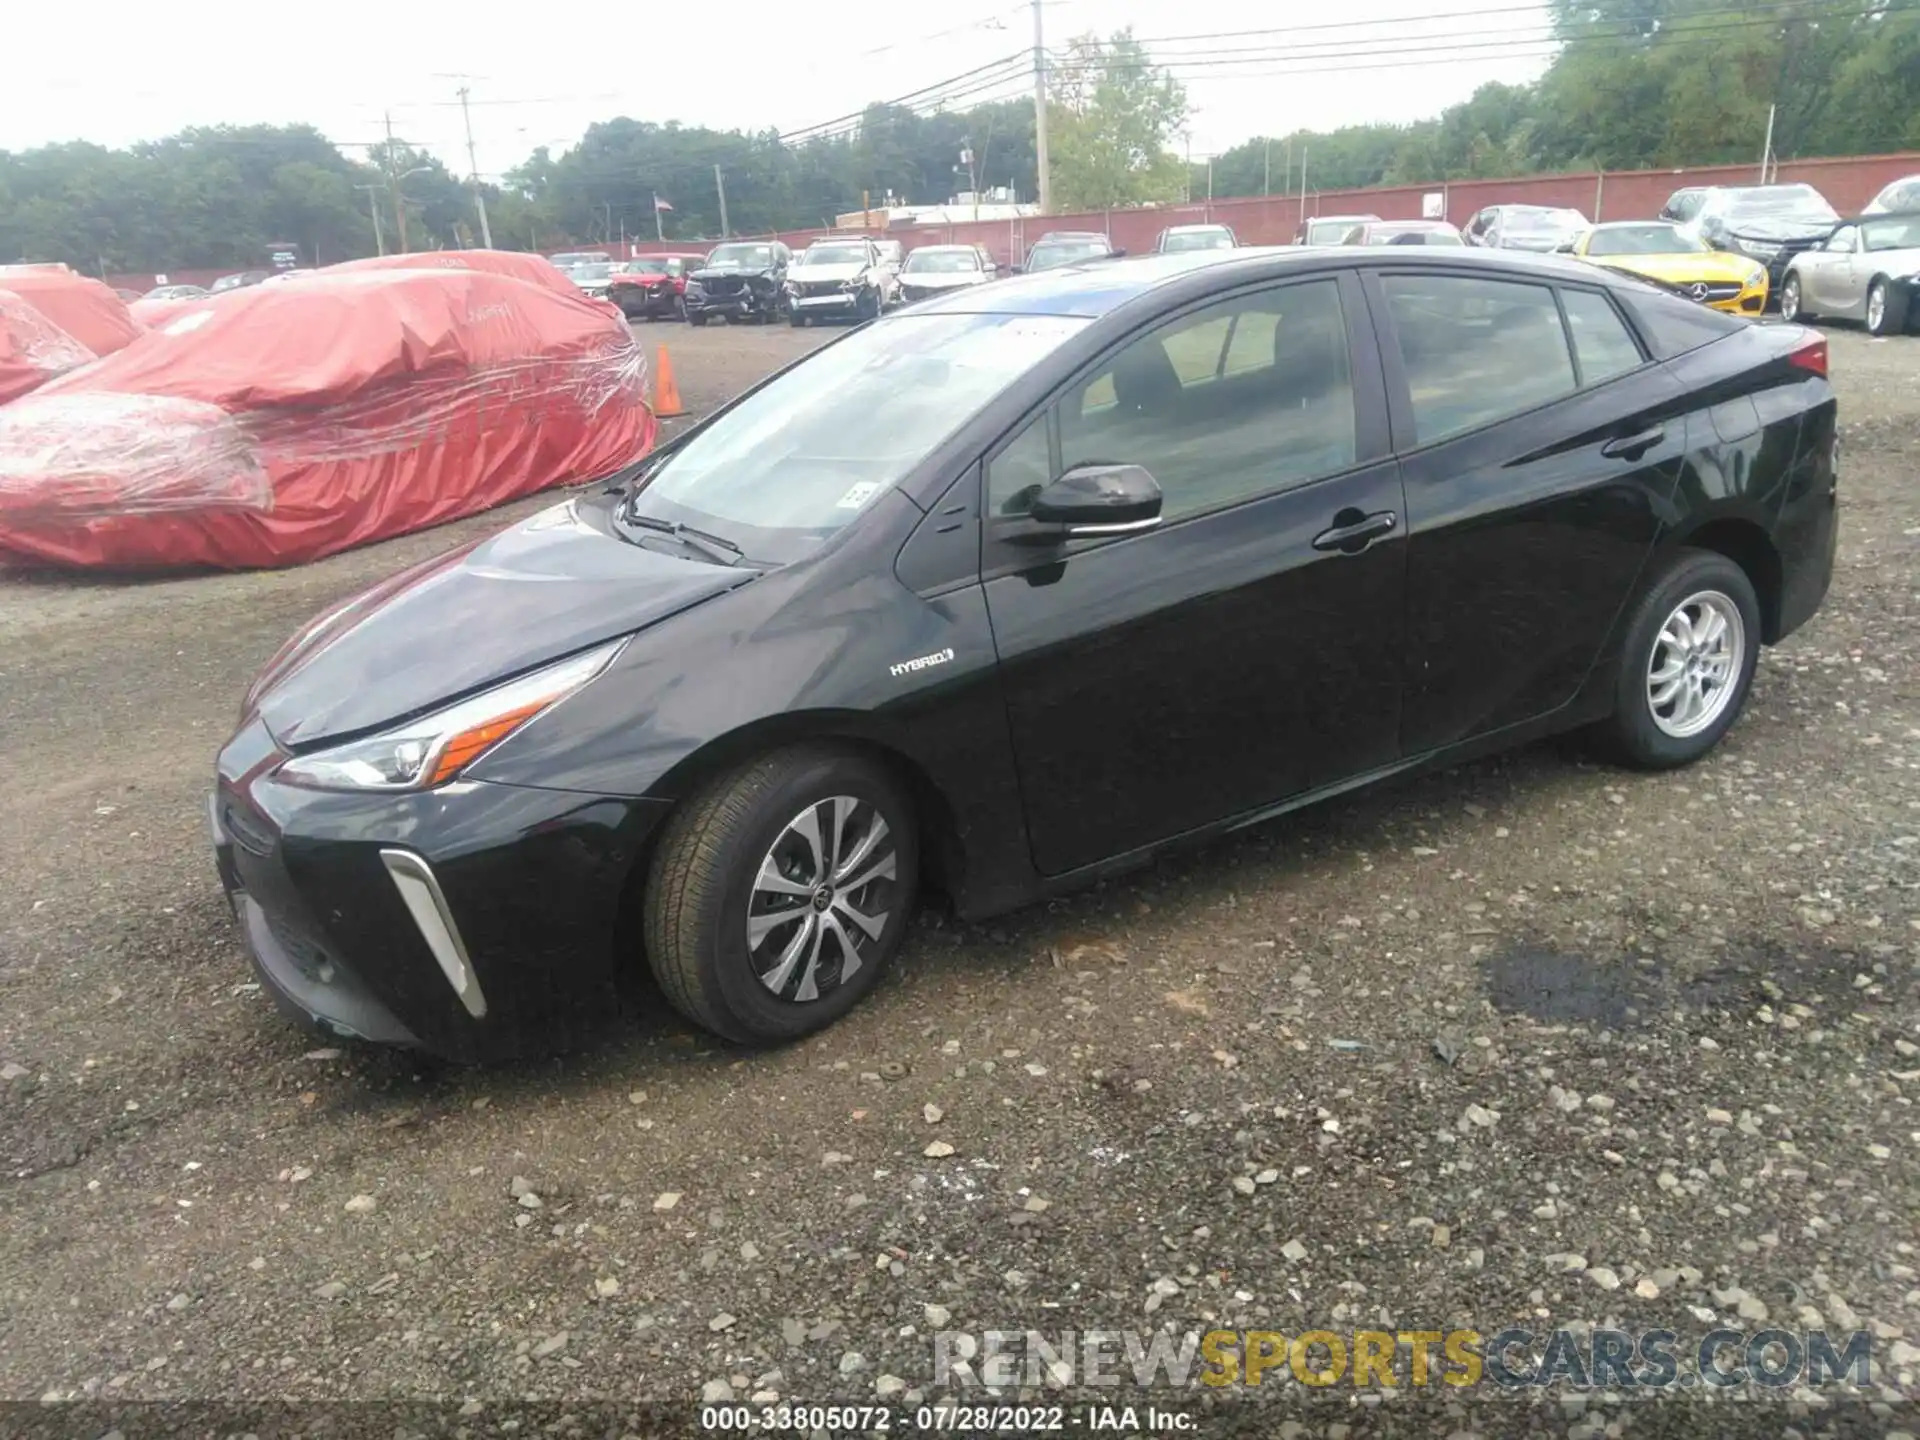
[{"x1": 212, "y1": 245, "x2": 1838, "y2": 1061}]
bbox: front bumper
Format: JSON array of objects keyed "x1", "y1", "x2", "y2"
[
  {"x1": 789, "y1": 290, "x2": 862, "y2": 315},
  {"x1": 613, "y1": 285, "x2": 676, "y2": 315},
  {"x1": 685, "y1": 284, "x2": 778, "y2": 320},
  {"x1": 209, "y1": 719, "x2": 673, "y2": 1062}
]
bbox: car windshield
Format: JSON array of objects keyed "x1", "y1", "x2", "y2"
[
  {"x1": 571, "y1": 264, "x2": 614, "y2": 280},
  {"x1": 623, "y1": 259, "x2": 670, "y2": 274},
  {"x1": 629, "y1": 312, "x2": 1089, "y2": 562},
  {"x1": 904, "y1": 249, "x2": 979, "y2": 273},
  {"x1": 1862, "y1": 216, "x2": 1920, "y2": 250},
  {"x1": 1162, "y1": 229, "x2": 1232, "y2": 252},
  {"x1": 1307, "y1": 219, "x2": 1368, "y2": 243},
  {"x1": 1028, "y1": 240, "x2": 1107, "y2": 269},
  {"x1": 1505, "y1": 209, "x2": 1585, "y2": 236},
  {"x1": 707, "y1": 244, "x2": 773, "y2": 268},
  {"x1": 1718, "y1": 187, "x2": 1839, "y2": 223},
  {"x1": 1584, "y1": 223, "x2": 1704, "y2": 256},
  {"x1": 801, "y1": 246, "x2": 869, "y2": 267}
]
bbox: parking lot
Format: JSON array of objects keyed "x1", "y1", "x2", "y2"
[{"x1": 1, "y1": 317, "x2": 1917, "y2": 1418}]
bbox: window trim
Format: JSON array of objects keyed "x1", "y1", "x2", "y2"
[
  {"x1": 976, "y1": 269, "x2": 1387, "y2": 573},
  {"x1": 1361, "y1": 268, "x2": 1653, "y2": 457}
]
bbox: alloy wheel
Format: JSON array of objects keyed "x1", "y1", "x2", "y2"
[
  {"x1": 1867, "y1": 283, "x2": 1886, "y2": 334},
  {"x1": 1780, "y1": 276, "x2": 1800, "y2": 322},
  {"x1": 745, "y1": 796, "x2": 898, "y2": 1003},
  {"x1": 1646, "y1": 589, "x2": 1745, "y2": 739}
]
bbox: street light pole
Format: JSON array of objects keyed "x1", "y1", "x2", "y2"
[
  {"x1": 1031, "y1": 0, "x2": 1051, "y2": 214},
  {"x1": 355, "y1": 182, "x2": 387, "y2": 255},
  {"x1": 456, "y1": 85, "x2": 494, "y2": 249}
]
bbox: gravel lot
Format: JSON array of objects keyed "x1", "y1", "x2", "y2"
[{"x1": 2, "y1": 318, "x2": 1917, "y2": 1431}]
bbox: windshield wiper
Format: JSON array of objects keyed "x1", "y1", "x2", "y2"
[{"x1": 622, "y1": 510, "x2": 746, "y2": 566}]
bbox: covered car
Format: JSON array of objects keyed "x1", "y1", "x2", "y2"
[
  {"x1": 322, "y1": 248, "x2": 582, "y2": 299},
  {"x1": 0, "y1": 268, "x2": 654, "y2": 571},
  {"x1": 0, "y1": 290, "x2": 97, "y2": 406},
  {"x1": 0, "y1": 270, "x2": 141, "y2": 360}
]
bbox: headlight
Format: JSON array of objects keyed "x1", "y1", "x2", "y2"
[
  {"x1": 784, "y1": 280, "x2": 801, "y2": 294},
  {"x1": 1745, "y1": 266, "x2": 1768, "y2": 287},
  {"x1": 276, "y1": 640, "x2": 625, "y2": 792},
  {"x1": 1735, "y1": 238, "x2": 1781, "y2": 258},
  {"x1": 685, "y1": 281, "x2": 705, "y2": 296}
]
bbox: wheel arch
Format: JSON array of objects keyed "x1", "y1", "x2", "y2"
[
  {"x1": 1670, "y1": 514, "x2": 1784, "y2": 642},
  {"x1": 633, "y1": 710, "x2": 972, "y2": 907}
]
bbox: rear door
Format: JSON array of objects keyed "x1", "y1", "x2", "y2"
[
  {"x1": 1364, "y1": 268, "x2": 1692, "y2": 755},
  {"x1": 982, "y1": 272, "x2": 1406, "y2": 876}
]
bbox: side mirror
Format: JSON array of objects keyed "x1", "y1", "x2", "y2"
[
  {"x1": 1008, "y1": 264, "x2": 1024, "y2": 274},
  {"x1": 1111, "y1": 247, "x2": 1128, "y2": 258},
  {"x1": 1014, "y1": 463, "x2": 1163, "y2": 542},
  {"x1": 1553, "y1": 240, "x2": 1576, "y2": 253}
]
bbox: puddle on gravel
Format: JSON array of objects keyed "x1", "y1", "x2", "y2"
[{"x1": 1481, "y1": 947, "x2": 1657, "y2": 1028}]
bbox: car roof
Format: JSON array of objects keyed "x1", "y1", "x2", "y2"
[
  {"x1": 904, "y1": 244, "x2": 1631, "y2": 319},
  {"x1": 1165, "y1": 223, "x2": 1231, "y2": 232},
  {"x1": 1589, "y1": 219, "x2": 1680, "y2": 230},
  {"x1": 1853, "y1": 209, "x2": 1920, "y2": 222}
]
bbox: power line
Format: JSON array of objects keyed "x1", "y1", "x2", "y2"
[{"x1": 777, "y1": 53, "x2": 1030, "y2": 142}]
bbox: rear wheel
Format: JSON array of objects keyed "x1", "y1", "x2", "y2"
[
  {"x1": 1866, "y1": 278, "x2": 1906, "y2": 337},
  {"x1": 688, "y1": 311, "x2": 709, "y2": 327},
  {"x1": 643, "y1": 747, "x2": 918, "y2": 1044},
  {"x1": 1591, "y1": 549, "x2": 1761, "y2": 770},
  {"x1": 1779, "y1": 273, "x2": 1803, "y2": 323}
]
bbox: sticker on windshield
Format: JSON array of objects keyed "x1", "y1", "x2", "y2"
[{"x1": 836, "y1": 482, "x2": 881, "y2": 510}]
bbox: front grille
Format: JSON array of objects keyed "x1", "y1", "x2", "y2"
[
  {"x1": 797, "y1": 280, "x2": 845, "y2": 298},
  {"x1": 701, "y1": 276, "x2": 745, "y2": 296}
]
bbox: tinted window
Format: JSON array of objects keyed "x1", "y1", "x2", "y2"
[
  {"x1": 989, "y1": 279, "x2": 1356, "y2": 523},
  {"x1": 1383, "y1": 275, "x2": 1575, "y2": 444},
  {"x1": 1618, "y1": 287, "x2": 1746, "y2": 360},
  {"x1": 1559, "y1": 289, "x2": 1644, "y2": 384}
]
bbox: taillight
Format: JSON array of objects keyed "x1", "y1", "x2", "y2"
[{"x1": 1787, "y1": 334, "x2": 1828, "y2": 378}]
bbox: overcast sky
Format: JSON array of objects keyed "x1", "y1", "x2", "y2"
[{"x1": 5, "y1": 0, "x2": 1554, "y2": 185}]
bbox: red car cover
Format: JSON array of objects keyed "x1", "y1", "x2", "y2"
[
  {"x1": 323, "y1": 248, "x2": 581, "y2": 297},
  {"x1": 0, "y1": 271, "x2": 140, "y2": 359},
  {"x1": 0, "y1": 290, "x2": 96, "y2": 406},
  {"x1": 0, "y1": 268, "x2": 655, "y2": 570}
]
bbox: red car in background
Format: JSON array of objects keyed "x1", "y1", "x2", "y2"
[{"x1": 608, "y1": 254, "x2": 705, "y2": 320}]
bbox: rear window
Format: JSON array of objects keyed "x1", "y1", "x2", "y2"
[{"x1": 1615, "y1": 284, "x2": 1747, "y2": 360}]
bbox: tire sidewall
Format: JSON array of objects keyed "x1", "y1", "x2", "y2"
[
  {"x1": 701, "y1": 753, "x2": 918, "y2": 1043},
  {"x1": 1610, "y1": 551, "x2": 1762, "y2": 767},
  {"x1": 1780, "y1": 274, "x2": 1800, "y2": 322},
  {"x1": 1867, "y1": 280, "x2": 1888, "y2": 336}
]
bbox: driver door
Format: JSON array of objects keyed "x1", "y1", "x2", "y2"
[
  {"x1": 1809, "y1": 225, "x2": 1860, "y2": 314},
  {"x1": 980, "y1": 273, "x2": 1406, "y2": 877}
]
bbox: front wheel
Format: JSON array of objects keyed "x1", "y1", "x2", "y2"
[
  {"x1": 1779, "y1": 273, "x2": 1803, "y2": 323},
  {"x1": 1590, "y1": 549, "x2": 1762, "y2": 770},
  {"x1": 642, "y1": 746, "x2": 919, "y2": 1044},
  {"x1": 687, "y1": 311, "x2": 709, "y2": 327},
  {"x1": 790, "y1": 310, "x2": 809, "y2": 327}
]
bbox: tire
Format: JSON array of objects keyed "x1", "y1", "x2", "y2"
[
  {"x1": 856, "y1": 287, "x2": 880, "y2": 322},
  {"x1": 1591, "y1": 548, "x2": 1762, "y2": 770},
  {"x1": 674, "y1": 296, "x2": 688, "y2": 323},
  {"x1": 790, "y1": 310, "x2": 809, "y2": 327},
  {"x1": 642, "y1": 746, "x2": 919, "y2": 1044},
  {"x1": 1866, "y1": 278, "x2": 1906, "y2": 337},
  {"x1": 1779, "y1": 273, "x2": 1803, "y2": 323},
  {"x1": 688, "y1": 312, "x2": 709, "y2": 328}
]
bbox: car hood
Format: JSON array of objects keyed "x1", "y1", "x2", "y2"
[
  {"x1": 792, "y1": 262, "x2": 866, "y2": 283},
  {"x1": 1591, "y1": 252, "x2": 1762, "y2": 284},
  {"x1": 691, "y1": 264, "x2": 773, "y2": 281},
  {"x1": 1723, "y1": 217, "x2": 1835, "y2": 243},
  {"x1": 900, "y1": 271, "x2": 984, "y2": 289},
  {"x1": 250, "y1": 496, "x2": 751, "y2": 748}
]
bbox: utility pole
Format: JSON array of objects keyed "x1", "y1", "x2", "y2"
[
  {"x1": 355, "y1": 182, "x2": 387, "y2": 255},
  {"x1": 715, "y1": 164, "x2": 731, "y2": 237},
  {"x1": 1298, "y1": 142, "x2": 1308, "y2": 233},
  {"x1": 455, "y1": 85, "x2": 494, "y2": 249},
  {"x1": 1759, "y1": 102, "x2": 1777, "y2": 183},
  {"x1": 653, "y1": 192, "x2": 664, "y2": 242},
  {"x1": 1031, "y1": 0, "x2": 1052, "y2": 214},
  {"x1": 383, "y1": 113, "x2": 412, "y2": 253},
  {"x1": 1263, "y1": 138, "x2": 1271, "y2": 197}
]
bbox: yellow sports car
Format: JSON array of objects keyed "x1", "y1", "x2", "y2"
[{"x1": 1563, "y1": 221, "x2": 1769, "y2": 315}]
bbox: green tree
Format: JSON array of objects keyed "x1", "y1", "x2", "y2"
[{"x1": 1047, "y1": 29, "x2": 1189, "y2": 210}]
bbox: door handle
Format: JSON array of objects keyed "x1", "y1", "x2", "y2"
[
  {"x1": 1311, "y1": 509, "x2": 1398, "y2": 554},
  {"x1": 1601, "y1": 426, "x2": 1666, "y2": 461}
]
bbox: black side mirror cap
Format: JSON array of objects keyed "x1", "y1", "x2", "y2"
[{"x1": 1013, "y1": 463, "x2": 1163, "y2": 542}]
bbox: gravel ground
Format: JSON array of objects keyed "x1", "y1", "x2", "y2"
[{"x1": 1, "y1": 319, "x2": 1916, "y2": 1434}]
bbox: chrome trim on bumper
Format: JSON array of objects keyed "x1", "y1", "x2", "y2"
[{"x1": 380, "y1": 849, "x2": 488, "y2": 1018}]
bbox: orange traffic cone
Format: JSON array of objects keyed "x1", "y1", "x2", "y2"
[{"x1": 652, "y1": 344, "x2": 686, "y2": 419}]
